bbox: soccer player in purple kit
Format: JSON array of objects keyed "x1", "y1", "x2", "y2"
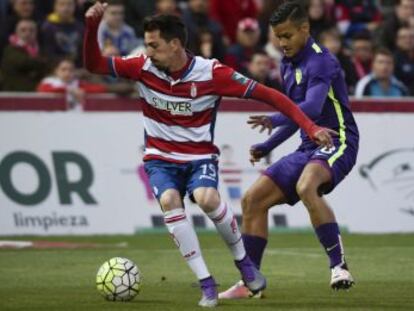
[{"x1": 220, "y1": 1, "x2": 359, "y2": 299}]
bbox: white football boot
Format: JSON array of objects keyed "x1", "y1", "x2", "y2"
[{"x1": 330, "y1": 265, "x2": 355, "y2": 290}]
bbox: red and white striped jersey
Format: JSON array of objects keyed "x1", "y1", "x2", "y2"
[{"x1": 109, "y1": 54, "x2": 257, "y2": 163}]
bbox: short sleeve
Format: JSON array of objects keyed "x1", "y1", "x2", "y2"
[
  {"x1": 109, "y1": 54, "x2": 147, "y2": 80},
  {"x1": 212, "y1": 62, "x2": 257, "y2": 98}
]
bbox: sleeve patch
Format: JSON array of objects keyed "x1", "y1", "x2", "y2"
[{"x1": 231, "y1": 72, "x2": 250, "y2": 85}]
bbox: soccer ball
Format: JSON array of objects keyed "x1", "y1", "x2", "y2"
[{"x1": 96, "y1": 257, "x2": 142, "y2": 301}]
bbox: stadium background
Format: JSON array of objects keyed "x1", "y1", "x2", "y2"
[
  {"x1": 1, "y1": 0, "x2": 413, "y2": 235},
  {"x1": 1, "y1": 1, "x2": 414, "y2": 311}
]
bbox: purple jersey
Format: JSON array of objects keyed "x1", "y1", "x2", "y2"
[{"x1": 263, "y1": 37, "x2": 359, "y2": 150}]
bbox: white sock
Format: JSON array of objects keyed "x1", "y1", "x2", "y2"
[
  {"x1": 207, "y1": 201, "x2": 246, "y2": 261},
  {"x1": 164, "y1": 208, "x2": 210, "y2": 280}
]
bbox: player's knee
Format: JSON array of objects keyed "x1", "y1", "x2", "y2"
[
  {"x1": 296, "y1": 181, "x2": 316, "y2": 203},
  {"x1": 196, "y1": 192, "x2": 220, "y2": 213},
  {"x1": 159, "y1": 192, "x2": 181, "y2": 211},
  {"x1": 241, "y1": 190, "x2": 260, "y2": 217}
]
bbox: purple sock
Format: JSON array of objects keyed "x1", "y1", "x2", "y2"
[
  {"x1": 315, "y1": 223, "x2": 345, "y2": 268},
  {"x1": 242, "y1": 234, "x2": 267, "y2": 269}
]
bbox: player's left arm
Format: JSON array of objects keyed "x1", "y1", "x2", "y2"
[
  {"x1": 269, "y1": 78, "x2": 331, "y2": 128},
  {"x1": 248, "y1": 58, "x2": 335, "y2": 134}
]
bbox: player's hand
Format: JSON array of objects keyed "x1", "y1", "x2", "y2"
[
  {"x1": 311, "y1": 126, "x2": 338, "y2": 148},
  {"x1": 249, "y1": 143, "x2": 269, "y2": 166},
  {"x1": 85, "y1": 1, "x2": 108, "y2": 23},
  {"x1": 247, "y1": 115, "x2": 273, "y2": 135}
]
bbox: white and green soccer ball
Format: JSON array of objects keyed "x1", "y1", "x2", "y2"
[{"x1": 96, "y1": 257, "x2": 142, "y2": 301}]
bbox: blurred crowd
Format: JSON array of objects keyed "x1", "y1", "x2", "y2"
[{"x1": 0, "y1": 0, "x2": 413, "y2": 107}]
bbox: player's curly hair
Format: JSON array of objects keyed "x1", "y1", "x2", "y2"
[
  {"x1": 269, "y1": 1, "x2": 308, "y2": 26},
  {"x1": 143, "y1": 14, "x2": 188, "y2": 47}
]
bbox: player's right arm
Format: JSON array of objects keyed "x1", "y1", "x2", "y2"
[
  {"x1": 212, "y1": 62, "x2": 335, "y2": 148},
  {"x1": 83, "y1": 2, "x2": 145, "y2": 79}
]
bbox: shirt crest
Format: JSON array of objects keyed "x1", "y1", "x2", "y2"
[
  {"x1": 295, "y1": 68, "x2": 302, "y2": 85},
  {"x1": 190, "y1": 82, "x2": 197, "y2": 98}
]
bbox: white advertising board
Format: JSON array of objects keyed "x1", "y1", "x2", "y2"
[{"x1": 0, "y1": 112, "x2": 413, "y2": 234}]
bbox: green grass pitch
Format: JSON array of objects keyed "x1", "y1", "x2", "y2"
[{"x1": 0, "y1": 232, "x2": 413, "y2": 310}]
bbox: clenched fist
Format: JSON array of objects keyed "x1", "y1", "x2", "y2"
[{"x1": 85, "y1": 1, "x2": 108, "y2": 23}]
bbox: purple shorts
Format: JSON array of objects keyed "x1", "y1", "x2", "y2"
[{"x1": 264, "y1": 138, "x2": 358, "y2": 205}]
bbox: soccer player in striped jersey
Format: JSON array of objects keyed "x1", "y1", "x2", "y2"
[
  {"x1": 219, "y1": 1, "x2": 359, "y2": 300},
  {"x1": 84, "y1": 2, "x2": 335, "y2": 307}
]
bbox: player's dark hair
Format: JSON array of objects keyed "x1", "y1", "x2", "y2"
[
  {"x1": 269, "y1": 1, "x2": 308, "y2": 26},
  {"x1": 143, "y1": 14, "x2": 188, "y2": 47}
]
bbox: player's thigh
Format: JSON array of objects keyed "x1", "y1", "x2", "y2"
[
  {"x1": 297, "y1": 161, "x2": 332, "y2": 196},
  {"x1": 144, "y1": 160, "x2": 186, "y2": 207},
  {"x1": 187, "y1": 159, "x2": 219, "y2": 207},
  {"x1": 302, "y1": 138, "x2": 358, "y2": 196},
  {"x1": 243, "y1": 175, "x2": 287, "y2": 214},
  {"x1": 261, "y1": 150, "x2": 310, "y2": 205}
]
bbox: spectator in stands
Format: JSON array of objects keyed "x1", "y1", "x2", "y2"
[
  {"x1": 245, "y1": 51, "x2": 282, "y2": 90},
  {"x1": 257, "y1": 0, "x2": 284, "y2": 46},
  {"x1": 351, "y1": 31, "x2": 374, "y2": 82},
  {"x1": 41, "y1": 0, "x2": 83, "y2": 65},
  {"x1": 323, "y1": 0, "x2": 336, "y2": 21},
  {"x1": 410, "y1": 14, "x2": 414, "y2": 29},
  {"x1": 0, "y1": 0, "x2": 36, "y2": 60},
  {"x1": 37, "y1": 58, "x2": 107, "y2": 110},
  {"x1": 355, "y1": 48, "x2": 408, "y2": 98},
  {"x1": 0, "y1": 0, "x2": 8, "y2": 21},
  {"x1": 319, "y1": 28, "x2": 358, "y2": 94},
  {"x1": 394, "y1": 25, "x2": 414, "y2": 95},
  {"x1": 224, "y1": 18, "x2": 261, "y2": 74},
  {"x1": 308, "y1": 0, "x2": 335, "y2": 41},
  {"x1": 156, "y1": 0, "x2": 179, "y2": 15},
  {"x1": 209, "y1": 0, "x2": 258, "y2": 45},
  {"x1": 0, "y1": 19, "x2": 46, "y2": 91},
  {"x1": 335, "y1": 0, "x2": 382, "y2": 39},
  {"x1": 97, "y1": 0, "x2": 140, "y2": 56},
  {"x1": 263, "y1": 27, "x2": 283, "y2": 67},
  {"x1": 191, "y1": 28, "x2": 215, "y2": 59},
  {"x1": 124, "y1": 0, "x2": 156, "y2": 37},
  {"x1": 378, "y1": 0, "x2": 414, "y2": 50},
  {"x1": 182, "y1": 0, "x2": 226, "y2": 61},
  {"x1": 33, "y1": 0, "x2": 54, "y2": 21}
]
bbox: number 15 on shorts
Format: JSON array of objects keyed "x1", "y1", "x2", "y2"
[{"x1": 200, "y1": 163, "x2": 217, "y2": 181}]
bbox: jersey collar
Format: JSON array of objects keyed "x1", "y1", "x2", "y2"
[{"x1": 169, "y1": 51, "x2": 195, "y2": 85}]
